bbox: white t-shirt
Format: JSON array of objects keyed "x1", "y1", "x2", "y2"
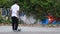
[{"x1": 11, "y1": 4, "x2": 19, "y2": 18}]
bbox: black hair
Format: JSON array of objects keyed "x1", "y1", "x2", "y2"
[{"x1": 14, "y1": 0, "x2": 18, "y2": 3}]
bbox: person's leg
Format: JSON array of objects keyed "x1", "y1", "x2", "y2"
[
  {"x1": 11, "y1": 17, "x2": 15, "y2": 30},
  {"x1": 12, "y1": 22, "x2": 15, "y2": 30},
  {"x1": 14, "y1": 17, "x2": 18, "y2": 30}
]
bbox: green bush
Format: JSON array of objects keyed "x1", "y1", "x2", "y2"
[{"x1": 0, "y1": 16, "x2": 5, "y2": 23}]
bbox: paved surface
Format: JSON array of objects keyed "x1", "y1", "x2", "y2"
[{"x1": 0, "y1": 26, "x2": 60, "y2": 34}]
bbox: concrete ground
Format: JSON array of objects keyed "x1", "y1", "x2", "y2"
[{"x1": 0, "y1": 26, "x2": 60, "y2": 34}]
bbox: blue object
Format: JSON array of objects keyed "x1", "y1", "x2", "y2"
[
  {"x1": 19, "y1": 13, "x2": 25, "y2": 16},
  {"x1": 57, "y1": 21, "x2": 60, "y2": 24},
  {"x1": 52, "y1": 21, "x2": 57, "y2": 25},
  {"x1": 41, "y1": 19, "x2": 49, "y2": 24}
]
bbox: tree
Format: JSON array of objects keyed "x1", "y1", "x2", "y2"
[{"x1": 0, "y1": 0, "x2": 60, "y2": 19}]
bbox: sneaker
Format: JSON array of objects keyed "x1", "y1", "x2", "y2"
[
  {"x1": 13, "y1": 30, "x2": 17, "y2": 32},
  {"x1": 13, "y1": 29, "x2": 21, "y2": 32},
  {"x1": 17, "y1": 29, "x2": 21, "y2": 32}
]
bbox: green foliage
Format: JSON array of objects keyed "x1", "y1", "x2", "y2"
[
  {"x1": 0, "y1": 16, "x2": 4, "y2": 23},
  {"x1": 0, "y1": 0, "x2": 60, "y2": 19}
]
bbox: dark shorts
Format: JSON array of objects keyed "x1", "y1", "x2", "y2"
[{"x1": 11, "y1": 16, "x2": 18, "y2": 23}]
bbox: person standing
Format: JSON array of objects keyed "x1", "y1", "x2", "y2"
[{"x1": 10, "y1": 1, "x2": 20, "y2": 31}]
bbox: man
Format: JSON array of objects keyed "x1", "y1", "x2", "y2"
[{"x1": 10, "y1": 1, "x2": 20, "y2": 31}]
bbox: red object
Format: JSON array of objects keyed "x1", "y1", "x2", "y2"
[{"x1": 47, "y1": 15, "x2": 55, "y2": 23}]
